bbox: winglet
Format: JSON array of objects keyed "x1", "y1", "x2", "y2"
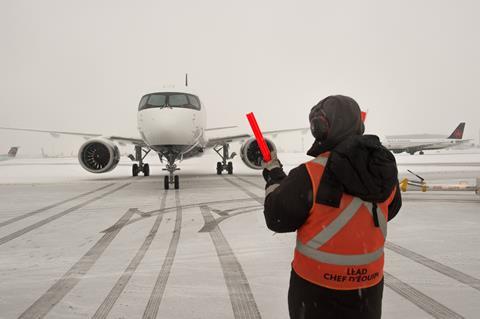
[{"x1": 447, "y1": 122, "x2": 465, "y2": 139}]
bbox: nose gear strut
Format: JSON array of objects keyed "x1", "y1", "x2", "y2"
[{"x1": 162, "y1": 154, "x2": 180, "y2": 189}]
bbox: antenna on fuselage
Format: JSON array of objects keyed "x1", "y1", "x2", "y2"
[{"x1": 185, "y1": 73, "x2": 188, "y2": 87}]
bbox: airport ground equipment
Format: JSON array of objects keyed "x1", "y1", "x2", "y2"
[{"x1": 399, "y1": 170, "x2": 480, "y2": 195}]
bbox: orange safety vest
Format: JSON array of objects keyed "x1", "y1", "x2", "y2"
[{"x1": 292, "y1": 153, "x2": 397, "y2": 290}]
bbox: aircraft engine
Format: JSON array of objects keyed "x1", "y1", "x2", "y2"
[
  {"x1": 78, "y1": 138, "x2": 120, "y2": 173},
  {"x1": 240, "y1": 137, "x2": 277, "y2": 170}
]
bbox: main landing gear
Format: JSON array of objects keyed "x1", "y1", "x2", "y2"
[
  {"x1": 163, "y1": 154, "x2": 180, "y2": 190},
  {"x1": 214, "y1": 143, "x2": 236, "y2": 175},
  {"x1": 130, "y1": 145, "x2": 151, "y2": 176}
]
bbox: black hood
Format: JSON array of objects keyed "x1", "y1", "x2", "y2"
[
  {"x1": 316, "y1": 135, "x2": 398, "y2": 207},
  {"x1": 307, "y1": 95, "x2": 364, "y2": 157}
]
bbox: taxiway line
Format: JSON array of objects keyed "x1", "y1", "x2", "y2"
[
  {"x1": 92, "y1": 191, "x2": 168, "y2": 319},
  {"x1": 17, "y1": 208, "x2": 136, "y2": 319},
  {"x1": 104, "y1": 197, "x2": 257, "y2": 233},
  {"x1": 223, "y1": 177, "x2": 263, "y2": 204},
  {"x1": 384, "y1": 272, "x2": 464, "y2": 319},
  {"x1": 385, "y1": 241, "x2": 480, "y2": 292},
  {"x1": 0, "y1": 183, "x2": 114, "y2": 229},
  {"x1": 200, "y1": 205, "x2": 262, "y2": 318},
  {"x1": 233, "y1": 176, "x2": 480, "y2": 290},
  {"x1": 0, "y1": 183, "x2": 130, "y2": 247},
  {"x1": 228, "y1": 175, "x2": 471, "y2": 316},
  {"x1": 142, "y1": 190, "x2": 182, "y2": 319}
]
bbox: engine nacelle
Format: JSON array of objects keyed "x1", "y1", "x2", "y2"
[
  {"x1": 240, "y1": 137, "x2": 277, "y2": 170},
  {"x1": 78, "y1": 138, "x2": 120, "y2": 173}
]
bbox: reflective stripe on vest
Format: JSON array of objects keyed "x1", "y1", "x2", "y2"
[
  {"x1": 296, "y1": 241, "x2": 384, "y2": 266},
  {"x1": 292, "y1": 154, "x2": 391, "y2": 290},
  {"x1": 302, "y1": 198, "x2": 387, "y2": 249},
  {"x1": 296, "y1": 197, "x2": 387, "y2": 266}
]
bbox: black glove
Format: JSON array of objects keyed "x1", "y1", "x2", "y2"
[{"x1": 261, "y1": 152, "x2": 286, "y2": 186}]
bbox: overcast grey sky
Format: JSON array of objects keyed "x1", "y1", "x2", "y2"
[{"x1": 1, "y1": 0, "x2": 479, "y2": 154}]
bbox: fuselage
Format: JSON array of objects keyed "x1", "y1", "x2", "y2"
[
  {"x1": 137, "y1": 91, "x2": 207, "y2": 161},
  {"x1": 384, "y1": 138, "x2": 466, "y2": 153}
]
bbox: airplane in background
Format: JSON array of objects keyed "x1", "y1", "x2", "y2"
[
  {"x1": 383, "y1": 122, "x2": 470, "y2": 155},
  {"x1": 0, "y1": 147, "x2": 19, "y2": 161},
  {"x1": 0, "y1": 82, "x2": 305, "y2": 189}
]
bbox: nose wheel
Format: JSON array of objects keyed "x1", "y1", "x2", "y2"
[
  {"x1": 163, "y1": 175, "x2": 180, "y2": 190},
  {"x1": 162, "y1": 156, "x2": 180, "y2": 189}
]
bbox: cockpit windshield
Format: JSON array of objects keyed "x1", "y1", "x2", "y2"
[{"x1": 138, "y1": 93, "x2": 201, "y2": 111}]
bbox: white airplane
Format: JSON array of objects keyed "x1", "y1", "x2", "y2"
[
  {"x1": 0, "y1": 147, "x2": 19, "y2": 161},
  {"x1": 383, "y1": 122, "x2": 470, "y2": 155},
  {"x1": 0, "y1": 88, "x2": 305, "y2": 189}
]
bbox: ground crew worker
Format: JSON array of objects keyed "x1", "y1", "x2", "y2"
[{"x1": 262, "y1": 95, "x2": 402, "y2": 319}]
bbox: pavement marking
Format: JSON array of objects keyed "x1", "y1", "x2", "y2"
[
  {"x1": 232, "y1": 176, "x2": 470, "y2": 317},
  {"x1": 18, "y1": 208, "x2": 136, "y2": 319},
  {"x1": 199, "y1": 206, "x2": 262, "y2": 233},
  {"x1": 101, "y1": 197, "x2": 257, "y2": 233},
  {"x1": 234, "y1": 176, "x2": 264, "y2": 190},
  {"x1": 0, "y1": 183, "x2": 114, "y2": 229},
  {"x1": 385, "y1": 241, "x2": 480, "y2": 292},
  {"x1": 223, "y1": 177, "x2": 264, "y2": 204},
  {"x1": 200, "y1": 205, "x2": 262, "y2": 319},
  {"x1": 0, "y1": 183, "x2": 130, "y2": 247},
  {"x1": 92, "y1": 191, "x2": 168, "y2": 319},
  {"x1": 384, "y1": 272, "x2": 465, "y2": 319},
  {"x1": 143, "y1": 190, "x2": 182, "y2": 319}
]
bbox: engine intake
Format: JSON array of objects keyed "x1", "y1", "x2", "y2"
[
  {"x1": 78, "y1": 138, "x2": 120, "y2": 173},
  {"x1": 240, "y1": 137, "x2": 277, "y2": 170}
]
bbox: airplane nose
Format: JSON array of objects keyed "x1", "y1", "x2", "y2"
[{"x1": 138, "y1": 108, "x2": 197, "y2": 146}]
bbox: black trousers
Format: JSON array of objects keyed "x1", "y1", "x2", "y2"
[{"x1": 288, "y1": 270, "x2": 384, "y2": 319}]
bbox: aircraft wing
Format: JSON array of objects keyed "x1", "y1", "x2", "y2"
[
  {"x1": 0, "y1": 126, "x2": 147, "y2": 147},
  {"x1": 206, "y1": 127, "x2": 309, "y2": 147}
]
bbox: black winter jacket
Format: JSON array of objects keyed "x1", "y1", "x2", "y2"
[
  {"x1": 263, "y1": 135, "x2": 402, "y2": 233},
  {"x1": 263, "y1": 135, "x2": 401, "y2": 319}
]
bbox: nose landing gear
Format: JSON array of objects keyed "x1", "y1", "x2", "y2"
[
  {"x1": 214, "y1": 143, "x2": 236, "y2": 175},
  {"x1": 162, "y1": 155, "x2": 180, "y2": 189}
]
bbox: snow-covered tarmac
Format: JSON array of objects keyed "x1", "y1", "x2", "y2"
[{"x1": 0, "y1": 150, "x2": 479, "y2": 318}]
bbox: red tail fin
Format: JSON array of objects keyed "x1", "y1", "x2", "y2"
[
  {"x1": 447, "y1": 123, "x2": 465, "y2": 139},
  {"x1": 8, "y1": 147, "x2": 19, "y2": 157}
]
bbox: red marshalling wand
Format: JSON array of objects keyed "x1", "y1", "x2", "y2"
[{"x1": 246, "y1": 112, "x2": 271, "y2": 162}]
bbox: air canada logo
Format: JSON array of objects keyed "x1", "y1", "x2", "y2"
[{"x1": 452, "y1": 129, "x2": 462, "y2": 139}]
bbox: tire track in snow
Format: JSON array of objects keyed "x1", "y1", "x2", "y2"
[
  {"x1": 384, "y1": 272, "x2": 464, "y2": 319},
  {"x1": 0, "y1": 183, "x2": 114, "y2": 229},
  {"x1": 385, "y1": 241, "x2": 480, "y2": 292},
  {"x1": 200, "y1": 205, "x2": 262, "y2": 319},
  {"x1": 0, "y1": 183, "x2": 130, "y2": 246},
  {"x1": 142, "y1": 190, "x2": 182, "y2": 319},
  {"x1": 18, "y1": 208, "x2": 136, "y2": 319},
  {"x1": 92, "y1": 191, "x2": 168, "y2": 319}
]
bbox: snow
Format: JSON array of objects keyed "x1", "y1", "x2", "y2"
[{"x1": 0, "y1": 151, "x2": 479, "y2": 318}]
